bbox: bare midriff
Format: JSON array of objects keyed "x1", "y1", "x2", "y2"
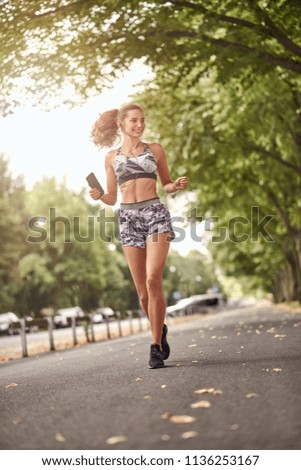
[{"x1": 120, "y1": 178, "x2": 158, "y2": 204}]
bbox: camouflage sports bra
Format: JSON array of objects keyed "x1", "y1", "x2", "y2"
[{"x1": 114, "y1": 143, "x2": 157, "y2": 186}]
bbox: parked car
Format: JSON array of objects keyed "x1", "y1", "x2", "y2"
[
  {"x1": 94, "y1": 307, "x2": 116, "y2": 321},
  {"x1": 53, "y1": 306, "x2": 84, "y2": 328},
  {"x1": 166, "y1": 294, "x2": 225, "y2": 317},
  {"x1": 0, "y1": 312, "x2": 19, "y2": 335},
  {"x1": 91, "y1": 311, "x2": 104, "y2": 324}
]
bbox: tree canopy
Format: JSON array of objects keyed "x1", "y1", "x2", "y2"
[{"x1": 1, "y1": 0, "x2": 301, "y2": 113}]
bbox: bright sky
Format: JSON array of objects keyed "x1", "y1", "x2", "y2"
[
  {"x1": 0, "y1": 61, "x2": 151, "y2": 192},
  {"x1": 0, "y1": 61, "x2": 208, "y2": 256}
]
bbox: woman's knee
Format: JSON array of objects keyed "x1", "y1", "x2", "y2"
[
  {"x1": 138, "y1": 289, "x2": 148, "y2": 306},
  {"x1": 146, "y1": 274, "x2": 162, "y2": 293}
]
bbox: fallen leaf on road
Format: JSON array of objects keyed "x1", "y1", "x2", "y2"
[
  {"x1": 55, "y1": 433, "x2": 66, "y2": 442},
  {"x1": 274, "y1": 334, "x2": 287, "y2": 339},
  {"x1": 5, "y1": 383, "x2": 18, "y2": 389},
  {"x1": 181, "y1": 431, "x2": 199, "y2": 439},
  {"x1": 246, "y1": 393, "x2": 258, "y2": 399},
  {"x1": 135, "y1": 377, "x2": 143, "y2": 381},
  {"x1": 192, "y1": 360, "x2": 198, "y2": 363},
  {"x1": 194, "y1": 388, "x2": 223, "y2": 395},
  {"x1": 191, "y1": 400, "x2": 211, "y2": 409},
  {"x1": 230, "y1": 424, "x2": 240, "y2": 430},
  {"x1": 144, "y1": 395, "x2": 152, "y2": 400},
  {"x1": 169, "y1": 415, "x2": 197, "y2": 424},
  {"x1": 211, "y1": 336, "x2": 217, "y2": 339},
  {"x1": 161, "y1": 384, "x2": 167, "y2": 388},
  {"x1": 194, "y1": 388, "x2": 215, "y2": 394},
  {"x1": 188, "y1": 344, "x2": 197, "y2": 348},
  {"x1": 161, "y1": 434, "x2": 170, "y2": 441},
  {"x1": 272, "y1": 368, "x2": 282, "y2": 372},
  {"x1": 161, "y1": 412, "x2": 173, "y2": 420},
  {"x1": 106, "y1": 435, "x2": 127, "y2": 445},
  {"x1": 256, "y1": 330, "x2": 261, "y2": 335},
  {"x1": 12, "y1": 418, "x2": 22, "y2": 426}
]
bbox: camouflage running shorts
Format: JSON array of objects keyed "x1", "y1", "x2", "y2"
[{"x1": 117, "y1": 197, "x2": 175, "y2": 248}]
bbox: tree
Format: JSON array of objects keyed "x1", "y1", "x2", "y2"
[
  {"x1": 22, "y1": 177, "x2": 115, "y2": 312},
  {"x1": 1, "y1": 1, "x2": 301, "y2": 114},
  {"x1": 136, "y1": 67, "x2": 301, "y2": 301},
  {"x1": 0, "y1": 154, "x2": 28, "y2": 313}
]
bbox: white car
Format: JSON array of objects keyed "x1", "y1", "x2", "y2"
[
  {"x1": 0, "y1": 312, "x2": 19, "y2": 335},
  {"x1": 53, "y1": 307, "x2": 84, "y2": 328},
  {"x1": 94, "y1": 307, "x2": 115, "y2": 321},
  {"x1": 166, "y1": 294, "x2": 225, "y2": 317}
]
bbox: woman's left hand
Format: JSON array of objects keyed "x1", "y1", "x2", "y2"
[{"x1": 174, "y1": 176, "x2": 189, "y2": 191}]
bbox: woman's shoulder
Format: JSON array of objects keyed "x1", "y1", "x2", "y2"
[
  {"x1": 147, "y1": 142, "x2": 166, "y2": 159},
  {"x1": 147, "y1": 142, "x2": 165, "y2": 153},
  {"x1": 105, "y1": 148, "x2": 119, "y2": 161}
]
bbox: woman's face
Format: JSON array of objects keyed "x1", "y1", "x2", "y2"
[{"x1": 121, "y1": 109, "x2": 145, "y2": 138}]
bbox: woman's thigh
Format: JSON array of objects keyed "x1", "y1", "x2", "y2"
[
  {"x1": 146, "y1": 233, "x2": 170, "y2": 280},
  {"x1": 122, "y1": 245, "x2": 147, "y2": 292}
]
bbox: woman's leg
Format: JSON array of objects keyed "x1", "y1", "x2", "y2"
[
  {"x1": 146, "y1": 233, "x2": 170, "y2": 345},
  {"x1": 122, "y1": 246, "x2": 149, "y2": 318}
]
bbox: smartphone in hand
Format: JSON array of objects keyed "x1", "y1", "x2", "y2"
[{"x1": 86, "y1": 172, "x2": 105, "y2": 196}]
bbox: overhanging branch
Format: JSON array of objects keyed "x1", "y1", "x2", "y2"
[{"x1": 165, "y1": 30, "x2": 301, "y2": 74}]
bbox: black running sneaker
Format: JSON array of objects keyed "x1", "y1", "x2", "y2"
[
  {"x1": 161, "y1": 323, "x2": 170, "y2": 360},
  {"x1": 148, "y1": 344, "x2": 165, "y2": 369}
]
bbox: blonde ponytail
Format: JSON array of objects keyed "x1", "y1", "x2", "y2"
[
  {"x1": 91, "y1": 109, "x2": 119, "y2": 148},
  {"x1": 91, "y1": 103, "x2": 143, "y2": 149}
]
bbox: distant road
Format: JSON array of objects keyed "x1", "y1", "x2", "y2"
[
  {"x1": 0, "y1": 306, "x2": 300, "y2": 450},
  {"x1": 0, "y1": 318, "x2": 149, "y2": 360}
]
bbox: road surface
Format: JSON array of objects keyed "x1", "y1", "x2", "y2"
[{"x1": 0, "y1": 306, "x2": 300, "y2": 450}]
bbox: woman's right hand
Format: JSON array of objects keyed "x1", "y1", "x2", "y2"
[{"x1": 89, "y1": 188, "x2": 102, "y2": 200}]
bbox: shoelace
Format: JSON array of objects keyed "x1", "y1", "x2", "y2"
[{"x1": 150, "y1": 346, "x2": 161, "y2": 358}]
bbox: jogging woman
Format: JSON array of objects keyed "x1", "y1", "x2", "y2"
[{"x1": 89, "y1": 103, "x2": 188, "y2": 369}]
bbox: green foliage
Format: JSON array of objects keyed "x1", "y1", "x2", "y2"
[
  {"x1": 0, "y1": 163, "x2": 137, "y2": 315},
  {"x1": 136, "y1": 63, "x2": 301, "y2": 301},
  {"x1": 1, "y1": 1, "x2": 301, "y2": 114},
  {"x1": 0, "y1": 154, "x2": 28, "y2": 312}
]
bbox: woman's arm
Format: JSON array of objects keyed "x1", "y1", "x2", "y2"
[
  {"x1": 89, "y1": 151, "x2": 117, "y2": 205},
  {"x1": 150, "y1": 143, "x2": 188, "y2": 193}
]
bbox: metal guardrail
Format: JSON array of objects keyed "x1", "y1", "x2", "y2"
[{"x1": 6, "y1": 310, "x2": 148, "y2": 358}]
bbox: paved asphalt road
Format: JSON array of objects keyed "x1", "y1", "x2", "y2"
[{"x1": 0, "y1": 306, "x2": 300, "y2": 450}]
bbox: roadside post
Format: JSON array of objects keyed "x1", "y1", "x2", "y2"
[
  {"x1": 47, "y1": 317, "x2": 55, "y2": 351},
  {"x1": 71, "y1": 316, "x2": 78, "y2": 345},
  {"x1": 20, "y1": 319, "x2": 28, "y2": 358}
]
